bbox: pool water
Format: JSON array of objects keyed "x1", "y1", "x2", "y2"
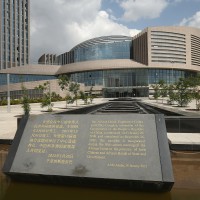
[{"x1": 1, "y1": 145, "x2": 200, "y2": 200}]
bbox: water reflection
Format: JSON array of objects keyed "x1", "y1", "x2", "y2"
[
  {"x1": 0, "y1": 150, "x2": 10, "y2": 200},
  {"x1": 3, "y1": 181, "x2": 172, "y2": 200},
  {"x1": 1, "y1": 145, "x2": 200, "y2": 200}
]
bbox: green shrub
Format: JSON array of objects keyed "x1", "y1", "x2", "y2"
[
  {"x1": 0, "y1": 100, "x2": 7, "y2": 106},
  {"x1": 11, "y1": 99, "x2": 20, "y2": 105}
]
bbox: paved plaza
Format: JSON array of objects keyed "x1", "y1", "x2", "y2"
[
  {"x1": 0, "y1": 98, "x2": 200, "y2": 147},
  {"x1": 0, "y1": 98, "x2": 108, "y2": 140},
  {"x1": 141, "y1": 99, "x2": 200, "y2": 148}
]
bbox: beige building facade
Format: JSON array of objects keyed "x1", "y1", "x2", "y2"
[{"x1": 0, "y1": 26, "x2": 200, "y2": 99}]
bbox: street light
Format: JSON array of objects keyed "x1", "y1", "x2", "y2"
[
  {"x1": 171, "y1": 61, "x2": 174, "y2": 84},
  {"x1": 7, "y1": 73, "x2": 11, "y2": 113}
]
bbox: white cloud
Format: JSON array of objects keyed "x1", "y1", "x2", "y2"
[
  {"x1": 179, "y1": 11, "x2": 200, "y2": 28},
  {"x1": 66, "y1": 11, "x2": 140, "y2": 42},
  {"x1": 30, "y1": 0, "x2": 140, "y2": 63},
  {"x1": 119, "y1": 0, "x2": 169, "y2": 21},
  {"x1": 173, "y1": 0, "x2": 182, "y2": 3}
]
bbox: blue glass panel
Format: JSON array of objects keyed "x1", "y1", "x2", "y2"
[
  {"x1": 0, "y1": 74, "x2": 56, "y2": 86},
  {"x1": 74, "y1": 41, "x2": 132, "y2": 63},
  {"x1": 148, "y1": 69, "x2": 196, "y2": 84}
]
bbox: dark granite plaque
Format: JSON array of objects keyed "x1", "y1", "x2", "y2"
[{"x1": 3, "y1": 114, "x2": 174, "y2": 192}]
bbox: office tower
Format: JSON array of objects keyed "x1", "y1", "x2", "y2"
[{"x1": 0, "y1": 0, "x2": 30, "y2": 70}]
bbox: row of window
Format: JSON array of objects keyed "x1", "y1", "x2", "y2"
[
  {"x1": 191, "y1": 34, "x2": 200, "y2": 66},
  {"x1": 151, "y1": 31, "x2": 185, "y2": 37},
  {"x1": 70, "y1": 69, "x2": 196, "y2": 87},
  {"x1": 0, "y1": 75, "x2": 56, "y2": 86},
  {"x1": 0, "y1": 89, "x2": 43, "y2": 100},
  {"x1": 151, "y1": 32, "x2": 186, "y2": 64},
  {"x1": 1, "y1": 0, "x2": 29, "y2": 64},
  {"x1": 1, "y1": 69, "x2": 196, "y2": 87},
  {"x1": 151, "y1": 34, "x2": 185, "y2": 40},
  {"x1": 152, "y1": 41, "x2": 186, "y2": 47}
]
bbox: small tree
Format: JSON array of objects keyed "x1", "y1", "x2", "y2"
[
  {"x1": 35, "y1": 81, "x2": 53, "y2": 112},
  {"x1": 58, "y1": 74, "x2": 70, "y2": 90},
  {"x1": 79, "y1": 91, "x2": 88, "y2": 105},
  {"x1": 189, "y1": 76, "x2": 200, "y2": 110},
  {"x1": 66, "y1": 94, "x2": 75, "y2": 105},
  {"x1": 174, "y1": 78, "x2": 193, "y2": 107},
  {"x1": 89, "y1": 86, "x2": 94, "y2": 104},
  {"x1": 51, "y1": 92, "x2": 62, "y2": 102},
  {"x1": 151, "y1": 83, "x2": 160, "y2": 102},
  {"x1": 69, "y1": 82, "x2": 80, "y2": 106},
  {"x1": 158, "y1": 80, "x2": 168, "y2": 104},
  {"x1": 21, "y1": 84, "x2": 31, "y2": 115},
  {"x1": 167, "y1": 84, "x2": 176, "y2": 105},
  {"x1": 58, "y1": 75, "x2": 70, "y2": 108},
  {"x1": 41, "y1": 93, "x2": 53, "y2": 112},
  {"x1": 193, "y1": 91, "x2": 200, "y2": 110}
]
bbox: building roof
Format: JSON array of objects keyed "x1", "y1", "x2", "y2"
[
  {"x1": 71, "y1": 35, "x2": 132, "y2": 51},
  {"x1": 57, "y1": 59, "x2": 147, "y2": 74},
  {"x1": 0, "y1": 64, "x2": 60, "y2": 75}
]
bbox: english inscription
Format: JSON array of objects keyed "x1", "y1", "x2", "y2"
[{"x1": 87, "y1": 120, "x2": 147, "y2": 169}]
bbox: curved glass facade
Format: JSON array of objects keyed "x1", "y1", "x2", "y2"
[
  {"x1": 56, "y1": 36, "x2": 132, "y2": 65},
  {"x1": 73, "y1": 40, "x2": 132, "y2": 62},
  {"x1": 70, "y1": 71, "x2": 103, "y2": 87},
  {"x1": 70, "y1": 69, "x2": 196, "y2": 87},
  {"x1": 70, "y1": 68, "x2": 197, "y2": 97}
]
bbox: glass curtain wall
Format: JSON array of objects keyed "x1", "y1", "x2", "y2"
[
  {"x1": 74, "y1": 41, "x2": 132, "y2": 62},
  {"x1": 104, "y1": 69, "x2": 148, "y2": 87},
  {"x1": 149, "y1": 69, "x2": 196, "y2": 84},
  {"x1": 70, "y1": 69, "x2": 197, "y2": 97},
  {"x1": 70, "y1": 71, "x2": 103, "y2": 86},
  {"x1": 0, "y1": 74, "x2": 56, "y2": 86},
  {"x1": 71, "y1": 69, "x2": 195, "y2": 87}
]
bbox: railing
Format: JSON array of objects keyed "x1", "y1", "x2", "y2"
[{"x1": 165, "y1": 117, "x2": 200, "y2": 133}]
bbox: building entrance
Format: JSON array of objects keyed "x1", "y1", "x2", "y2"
[{"x1": 103, "y1": 87, "x2": 149, "y2": 98}]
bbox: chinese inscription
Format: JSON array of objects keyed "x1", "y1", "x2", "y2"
[{"x1": 26, "y1": 119, "x2": 79, "y2": 165}]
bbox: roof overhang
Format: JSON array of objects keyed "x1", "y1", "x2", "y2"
[
  {"x1": 0, "y1": 64, "x2": 61, "y2": 75},
  {"x1": 0, "y1": 60, "x2": 200, "y2": 76},
  {"x1": 57, "y1": 59, "x2": 147, "y2": 74}
]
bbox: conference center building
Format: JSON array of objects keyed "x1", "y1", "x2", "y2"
[{"x1": 0, "y1": 26, "x2": 200, "y2": 99}]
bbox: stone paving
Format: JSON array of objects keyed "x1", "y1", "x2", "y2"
[
  {"x1": 143, "y1": 99, "x2": 200, "y2": 148},
  {"x1": 0, "y1": 98, "x2": 108, "y2": 140},
  {"x1": 168, "y1": 133, "x2": 200, "y2": 145},
  {"x1": 0, "y1": 98, "x2": 200, "y2": 147},
  {"x1": 144, "y1": 98, "x2": 200, "y2": 116}
]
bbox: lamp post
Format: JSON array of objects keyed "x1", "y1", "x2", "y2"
[
  {"x1": 7, "y1": 73, "x2": 11, "y2": 113},
  {"x1": 171, "y1": 61, "x2": 174, "y2": 84},
  {"x1": 49, "y1": 81, "x2": 51, "y2": 108}
]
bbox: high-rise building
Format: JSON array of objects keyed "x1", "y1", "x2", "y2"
[{"x1": 0, "y1": 0, "x2": 30, "y2": 70}]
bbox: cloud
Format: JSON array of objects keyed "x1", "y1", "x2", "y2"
[
  {"x1": 66, "y1": 11, "x2": 140, "y2": 42},
  {"x1": 30, "y1": 0, "x2": 140, "y2": 63},
  {"x1": 179, "y1": 11, "x2": 200, "y2": 28},
  {"x1": 173, "y1": 0, "x2": 182, "y2": 2},
  {"x1": 119, "y1": 0, "x2": 169, "y2": 21}
]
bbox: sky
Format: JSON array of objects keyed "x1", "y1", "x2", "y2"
[{"x1": 30, "y1": 0, "x2": 200, "y2": 63}]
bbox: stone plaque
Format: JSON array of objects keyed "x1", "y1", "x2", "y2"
[{"x1": 3, "y1": 114, "x2": 174, "y2": 192}]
